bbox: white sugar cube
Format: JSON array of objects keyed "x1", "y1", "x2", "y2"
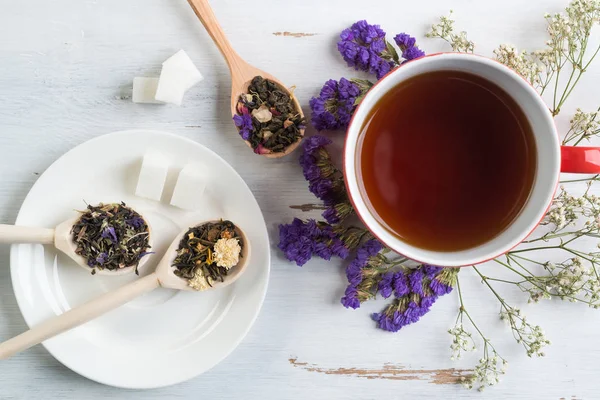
[
  {"x1": 154, "y1": 50, "x2": 203, "y2": 105},
  {"x1": 136, "y1": 152, "x2": 169, "y2": 201},
  {"x1": 162, "y1": 50, "x2": 203, "y2": 91},
  {"x1": 132, "y1": 77, "x2": 164, "y2": 104},
  {"x1": 170, "y1": 163, "x2": 207, "y2": 210}
]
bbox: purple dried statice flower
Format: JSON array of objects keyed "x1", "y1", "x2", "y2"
[
  {"x1": 233, "y1": 113, "x2": 254, "y2": 141},
  {"x1": 101, "y1": 226, "x2": 118, "y2": 244},
  {"x1": 278, "y1": 219, "x2": 315, "y2": 266},
  {"x1": 392, "y1": 271, "x2": 410, "y2": 297},
  {"x1": 341, "y1": 239, "x2": 383, "y2": 309},
  {"x1": 309, "y1": 78, "x2": 362, "y2": 131},
  {"x1": 341, "y1": 286, "x2": 361, "y2": 309},
  {"x1": 372, "y1": 266, "x2": 458, "y2": 332},
  {"x1": 423, "y1": 264, "x2": 443, "y2": 279},
  {"x1": 322, "y1": 202, "x2": 353, "y2": 225},
  {"x1": 393, "y1": 33, "x2": 425, "y2": 62},
  {"x1": 278, "y1": 218, "x2": 351, "y2": 266},
  {"x1": 372, "y1": 294, "x2": 440, "y2": 333},
  {"x1": 408, "y1": 268, "x2": 425, "y2": 296},
  {"x1": 378, "y1": 272, "x2": 394, "y2": 299},
  {"x1": 303, "y1": 134, "x2": 332, "y2": 155},
  {"x1": 338, "y1": 20, "x2": 395, "y2": 79},
  {"x1": 429, "y1": 267, "x2": 457, "y2": 296},
  {"x1": 430, "y1": 278, "x2": 453, "y2": 296},
  {"x1": 321, "y1": 224, "x2": 351, "y2": 259},
  {"x1": 299, "y1": 136, "x2": 344, "y2": 206},
  {"x1": 309, "y1": 179, "x2": 335, "y2": 202}
]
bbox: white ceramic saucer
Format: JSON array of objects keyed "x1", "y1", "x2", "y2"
[{"x1": 9, "y1": 130, "x2": 270, "y2": 389}]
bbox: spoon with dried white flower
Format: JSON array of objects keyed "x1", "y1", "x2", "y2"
[{"x1": 0, "y1": 219, "x2": 249, "y2": 359}]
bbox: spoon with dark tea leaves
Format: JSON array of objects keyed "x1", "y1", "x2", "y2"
[
  {"x1": 186, "y1": 0, "x2": 305, "y2": 158},
  {"x1": 0, "y1": 203, "x2": 152, "y2": 276},
  {"x1": 0, "y1": 220, "x2": 250, "y2": 359}
]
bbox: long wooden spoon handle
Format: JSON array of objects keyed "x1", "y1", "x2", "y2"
[
  {"x1": 0, "y1": 225, "x2": 55, "y2": 244},
  {"x1": 0, "y1": 273, "x2": 160, "y2": 359},
  {"x1": 186, "y1": 0, "x2": 246, "y2": 73}
]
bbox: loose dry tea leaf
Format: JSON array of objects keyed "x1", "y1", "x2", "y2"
[
  {"x1": 71, "y1": 202, "x2": 151, "y2": 275},
  {"x1": 233, "y1": 76, "x2": 305, "y2": 154},
  {"x1": 172, "y1": 220, "x2": 244, "y2": 290}
]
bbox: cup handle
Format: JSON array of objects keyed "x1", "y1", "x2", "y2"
[{"x1": 561, "y1": 147, "x2": 600, "y2": 174}]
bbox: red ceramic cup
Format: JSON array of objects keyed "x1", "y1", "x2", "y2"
[{"x1": 343, "y1": 53, "x2": 600, "y2": 267}]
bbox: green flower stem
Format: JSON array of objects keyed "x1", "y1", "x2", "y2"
[
  {"x1": 508, "y1": 253, "x2": 546, "y2": 266},
  {"x1": 472, "y1": 266, "x2": 532, "y2": 346},
  {"x1": 561, "y1": 174, "x2": 600, "y2": 183},
  {"x1": 456, "y1": 277, "x2": 505, "y2": 361}
]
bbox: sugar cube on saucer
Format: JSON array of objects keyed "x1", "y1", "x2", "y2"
[
  {"x1": 170, "y1": 163, "x2": 207, "y2": 210},
  {"x1": 136, "y1": 152, "x2": 169, "y2": 201}
]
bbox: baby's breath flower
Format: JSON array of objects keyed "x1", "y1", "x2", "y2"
[
  {"x1": 542, "y1": 187, "x2": 584, "y2": 230},
  {"x1": 493, "y1": 44, "x2": 543, "y2": 87},
  {"x1": 462, "y1": 349, "x2": 507, "y2": 391},
  {"x1": 426, "y1": 11, "x2": 475, "y2": 53},
  {"x1": 499, "y1": 306, "x2": 550, "y2": 357},
  {"x1": 448, "y1": 323, "x2": 476, "y2": 360},
  {"x1": 563, "y1": 108, "x2": 600, "y2": 144}
]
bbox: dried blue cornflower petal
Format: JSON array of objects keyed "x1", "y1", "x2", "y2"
[
  {"x1": 96, "y1": 252, "x2": 108, "y2": 265},
  {"x1": 101, "y1": 226, "x2": 118, "y2": 244},
  {"x1": 126, "y1": 216, "x2": 146, "y2": 229},
  {"x1": 233, "y1": 113, "x2": 254, "y2": 141}
]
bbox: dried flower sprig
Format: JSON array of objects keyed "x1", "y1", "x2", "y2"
[
  {"x1": 425, "y1": 11, "x2": 475, "y2": 53},
  {"x1": 563, "y1": 107, "x2": 600, "y2": 145},
  {"x1": 473, "y1": 267, "x2": 551, "y2": 357},
  {"x1": 428, "y1": 1, "x2": 600, "y2": 115},
  {"x1": 452, "y1": 277, "x2": 508, "y2": 391}
]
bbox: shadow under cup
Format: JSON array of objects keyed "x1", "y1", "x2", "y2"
[{"x1": 344, "y1": 54, "x2": 560, "y2": 267}]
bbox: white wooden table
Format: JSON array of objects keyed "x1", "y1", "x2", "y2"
[{"x1": 0, "y1": 0, "x2": 599, "y2": 398}]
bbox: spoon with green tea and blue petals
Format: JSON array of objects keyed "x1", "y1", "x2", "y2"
[
  {"x1": 0, "y1": 219, "x2": 250, "y2": 360},
  {"x1": 0, "y1": 203, "x2": 152, "y2": 276}
]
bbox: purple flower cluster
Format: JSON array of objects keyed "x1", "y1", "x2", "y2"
[
  {"x1": 338, "y1": 20, "x2": 395, "y2": 79},
  {"x1": 341, "y1": 239, "x2": 383, "y2": 309},
  {"x1": 278, "y1": 218, "x2": 350, "y2": 266},
  {"x1": 309, "y1": 78, "x2": 361, "y2": 131},
  {"x1": 371, "y1": 266, "x2": 455, "y2": 332},
  {"x1": 393, "y1": 33, "x2": 425, "y2": 62},
  {"x1": 322, "y1": 202, "x2": 353, "y2": 225},
  {"x1": 299, "y1": 135, "x2": 339, "y2": 206}
]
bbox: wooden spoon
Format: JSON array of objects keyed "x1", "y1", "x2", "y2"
[
  {"x1": 0, "y1": 221, "x2": 250, "y2": 359},
  {"x1": 186, "y1": 0, "x2": 305, "y2": 158},
  {"x1": 0, "y1": 213, "x2": 152, "y2": 276}
]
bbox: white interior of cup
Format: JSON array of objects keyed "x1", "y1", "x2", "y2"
[{"x1": 344, "y1": 53, "x2": 560, "y2": 267}]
